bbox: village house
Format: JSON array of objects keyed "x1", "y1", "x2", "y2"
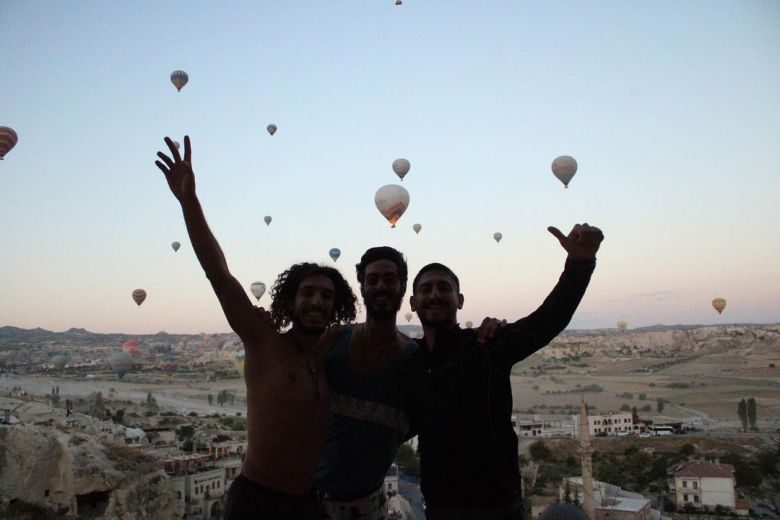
[
  {"x1": 560, "y1": 477, "x2": 653, "y2": 520},
  {"x1": 572, "y1": 411, "x2": 642, "y2": 437},
  {"x1": 667, "y1": 460, "x2": 748, "y2": 515}
]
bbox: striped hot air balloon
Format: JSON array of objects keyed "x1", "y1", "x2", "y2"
[
  {"x1": 0, "y1": 126, "x2": 18, "y2": 160},
  {"x1": 170, "y1": 70, "x2": 189, "y2": 92},
  {"x1": 132, "y1": 289, "x2": 147, "y2": 306}
]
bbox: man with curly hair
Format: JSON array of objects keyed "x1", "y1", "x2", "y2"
[{"x1": 156, "y1": 136, "x2": 357, "y2": 520}]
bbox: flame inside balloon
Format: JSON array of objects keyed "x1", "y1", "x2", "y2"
[{"x1": 374, "y1": 184, "x2": 410, "y2": 228}]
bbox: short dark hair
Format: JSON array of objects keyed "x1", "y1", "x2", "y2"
[
  {"x1": 355, "y1": 246, "x2": 408, "y2": 288},
  {"x1": 412, "y1": 262, "x2": 460, "y2": 293},
  {"x1": 270, "y1": 263, "x2": 357, "y2": 329}
]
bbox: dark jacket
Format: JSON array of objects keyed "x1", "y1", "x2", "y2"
[{"x1": 403, "y1": 258, "x2": 595, "y2": 509}]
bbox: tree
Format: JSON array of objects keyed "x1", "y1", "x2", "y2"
[
  {"x1": 657, "y1": 398, "x2": 665, "y2": 413},
  {"x1": 529, "y1": 440, "x2": 552, "y2": 462},
  {"x1": 394, "y1": 443, "x2": 420, "y2": 479},
  {"x1": 738, "y1": 399, "x2": 748, "y2": 432},
  {"x1": 679, "y1": 443, "x2": 695, "y2": 457},
  {"x1": 747, "y1": 397, "x2": 757, "y2": 431}
]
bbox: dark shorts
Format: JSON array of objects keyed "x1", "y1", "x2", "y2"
[{"x1": 224, "y1": 474, "x2": 318, "y2": 520}]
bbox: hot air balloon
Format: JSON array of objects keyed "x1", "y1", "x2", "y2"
[
  {"x1": 712, "y1": 298, "x2": 727, "y2": 315},
  {"x1": 413, "y1": 223, "x2": 422, "y2": 234},
  {"x1": 132, "y1": 289, "x2": 147, "y2": 306},
  {"x1": 267, "y1": 124, "x2": 277, "y2": 136},
  {"x1": 405, "y1": 312, "x2": 412, "y2": 322},
  {"x1": 0, "y1": 126, "x2": 18, "y2": 160},
  {"x1": 170, "y1": 70, "x2": 189, "y2": 92},
  {"x1": 617, "y1": 320, "x2": 628, "y2": 333},
  {"x1": 250, "y1": 282, "x2": 266, "y2": 301},
  {"x1": 551, "y1": 155, "x2": 577, "y2": 188},
  {"x1": 493, "y1": 232, "x2": 502, "y2": 243},
  {"x1": 465, "y1": 321, "x2": 473, "y2": 328},
  {"x1": 171, "y1": 241, "x2": 181, "y2": 252},
  {"x1": 234, "y1": 353, "x2": 245, "y2": 376},
  {"x1": 51, "y1": 354, "x2": 68, "y2": 370},
  {"x1": 173, "y1": 140, "x2": 180, "y2": 150},
  {"x1": 375, "y1": 184, "x2": 410, "y2": 228},
  {"x1": 392, "y1": 159, "x2": 410, "y2": 180},
  {"x1": 396, "y1": 0, "x2": 402, "y2": 5},
  {"x1": 122, "y1": 340, "x2": 141, "y2": 358},
  {"x1": 110, "y1": 351, "x2": 134, "y2": 379},
  {"x1": 161, "y1": 354, "x2": 179, "y2": 380},
  {"x1": 264, "y1": 216, "x2": 272, "y2": 226},
  {"x1": 329, "y1": 248, "x2": 341, "y2": 262}
]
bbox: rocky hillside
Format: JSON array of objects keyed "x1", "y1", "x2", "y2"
[{"x1": 0, "y1": 424, "x2": 177, "y2": 519}]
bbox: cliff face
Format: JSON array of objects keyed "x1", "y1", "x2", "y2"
[
  {"x1": 0, "y1": 425, "x2": 177, "y2": 519},
  {"x1": 533, "y1": 324, "x2": 780, "y2": 361}
]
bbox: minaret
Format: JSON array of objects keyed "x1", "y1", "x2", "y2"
[{"x1": 579, "y1": 396, "x2": 596, "y2": 520}]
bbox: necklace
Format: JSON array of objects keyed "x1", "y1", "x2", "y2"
[
  {"x1": 290, "y1": 332, "x2": 320, "y2": 400},
  {"x1": 360, "y1": 325, "x2": 397, "y2": 372}
]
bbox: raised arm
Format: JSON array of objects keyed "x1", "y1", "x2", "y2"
[
  {"x1": 487, "y1": 223, "x2": 604, "y2": 367},
  {"x1": 155, "y1": 136, "x2": 267, "y2": 340}
]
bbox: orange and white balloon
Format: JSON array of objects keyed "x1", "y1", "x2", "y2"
[{"x1": 374, "y1": 184, "x2": 410, "y2": 228}]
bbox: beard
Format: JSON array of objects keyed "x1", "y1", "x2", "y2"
[
  {"x1": 417, "y1": 306, "x2": 457, "y2": 328},
  {"x1": 364, "y1": 292, "x2": 403, "y2": 320},
  {"x1": 292, "y1": 315, "x2": 328, "y2": 336}
]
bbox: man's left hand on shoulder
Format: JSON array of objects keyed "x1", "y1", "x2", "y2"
[{"x1": 547, "y1": 223, "x2": 604, "y2": 263}]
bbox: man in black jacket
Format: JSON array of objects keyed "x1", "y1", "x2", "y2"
[{"x1": 404, "y1": 223, "x2": 603, "y2": 520}]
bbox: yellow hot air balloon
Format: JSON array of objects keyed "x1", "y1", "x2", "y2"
[
  {"x1": 617, "y1": 320, "x2": 628, "y2": 332},
  {"x1": 234, "y1": 354, "x2": 245, "y2": 375},
  {"x1": 0, "y1": 126, "x2": 18, "y2": 160},
  {"x1": 170, "y1": 70, "x2": 189, "y2": 91},
  {"x1": 712, "y1": 298, "x2": 727, "y2": 314},
  {"x1": 374, "y1": 184, "x2": 410, "y2": 228}
]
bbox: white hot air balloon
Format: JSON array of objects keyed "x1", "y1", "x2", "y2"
[
  {"x1": 493, "y1": 232, "x2": 502, "y2": 243},
  {"x1": 267, "y1": 124, "x2": 277, "y2": 136},
  {"x1": 0, "y1": 126, "x2": 19, "y2": 160},
  {"x1": 171, "y1": 241, "x2": 181, "y2": 252},
  {"x1": 405, "y1": 312, "x2": 412, "y2": 322},
  {"x1": 374, "y1": 184, "x2": 410, "y2": 228},
  {"x1": 264, "y1": 216, "x2": 272, "y2": 226},
  {"x1": 173, "y1": 140, "x2": 180, "y2": 150},
  {"x1": 250, "y1": 282, "x2": 266, "y2": 301},
  {"x1": 392, "y1": 159, "x2": 410, "y2": 181},
  {"x1": 170, "y1": 70, "x2": 189, "y2": 92},
  {"x1": 413, "y1": 223, "x2": 422, "y2": 234},
  {"x1": 329, "y1": 248, "x2": 341, "y2": 262},
  {"x1": 617, "y1": 320, "x2": 628, "y2": 333},
  {"x1": 551, "y1": 155, "x2": 578, "y2": 188},
  {"x1": 465, "y1": 321, "x2": 473, "y2": 328}
]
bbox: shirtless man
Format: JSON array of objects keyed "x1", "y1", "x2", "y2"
[{"x1": 155, "y1": 136, "x2": 358, "y2": 519}]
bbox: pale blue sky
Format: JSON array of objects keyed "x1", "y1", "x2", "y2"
[{"x1": 1, "y1": 1, "x2": 779, "y2": 334}]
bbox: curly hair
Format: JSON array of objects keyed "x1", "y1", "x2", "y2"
[{"x1": 270, "y1": 263, "x2": 357, "y2": 329}]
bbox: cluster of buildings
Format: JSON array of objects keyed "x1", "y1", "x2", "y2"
[{"x1": 531, "y1": 400, "x2": 749, "y2": 520}]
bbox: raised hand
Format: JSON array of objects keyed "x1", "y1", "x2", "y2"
[
  {"x1": 547, "y1": 223, "x2": 604, "y2": 263},
  {"x1": 155, "y1": 136, "x2": 194, "y2": 203}
]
